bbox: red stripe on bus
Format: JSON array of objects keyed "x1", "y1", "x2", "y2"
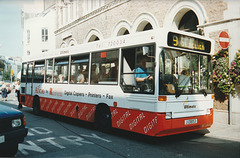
[{"x1": 20, "y1": 94, "x2": 213, "y2": 137}]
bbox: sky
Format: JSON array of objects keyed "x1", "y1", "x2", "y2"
[{"x1": 0, "y1": 1, "x2": 25, "y2": 57}]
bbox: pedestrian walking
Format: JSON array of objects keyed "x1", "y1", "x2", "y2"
[
  {"x1": 1, "y1": 83, "x2": 8, "y2": 101},
  {"x1": 15, "y1": 80, "x2": 22, "y2": 109}
]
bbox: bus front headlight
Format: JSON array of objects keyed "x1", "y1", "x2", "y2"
[
  {"x1": 206, "y1": 108, "x2": 211, "y2": 115},
  {"x1": 165, "y1": 112, "x2": 172, "y2": 119}
]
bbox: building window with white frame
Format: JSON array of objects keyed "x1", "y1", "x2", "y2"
[{"x1": 42, "y1": 28, "x2": 48, "y2": 42}]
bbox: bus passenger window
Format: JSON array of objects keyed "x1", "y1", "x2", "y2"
[
  {"x1": 91, "y1": 50, "x2": 119, "y2": 85},
  {"x1": 70, "y1": 54, "x2": 89, "y2": 84},
  {"x1": 54, "y1": 57, "x2": 69, "y2": 84},
  {"x1": 33, "y1": 60, "x2": 45, "y2": 83},
  {"x1": 108, "y1": 60, "x2": 118, "y2": 81},
  {"x1": 45, "y1": 59, "x2": 53, "y2": 83}
]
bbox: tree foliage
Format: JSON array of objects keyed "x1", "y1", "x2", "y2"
[
  {"x1": 2, "y1": 68, "x2": 15, "y2": 81},
  {"x1": 0, "y1": 59, "x2": 4, "y2": 69}
]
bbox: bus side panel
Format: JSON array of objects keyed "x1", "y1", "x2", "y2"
[
  {"x1": 39, "y1": 97, "x2": 96, "y2": 122},
  {"x1": 110, "y1": 107, "x2": 160, "y2": 136},
  {"x1": 20, "y1": 94, "x2": 33, "y2": 108}
]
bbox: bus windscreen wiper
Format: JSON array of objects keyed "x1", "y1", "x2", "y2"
[
  {"x1": 200, "y1": 89, "x2": 207, "y2": 97},
  {"x1": 175, "y1": 89, "x2": 182, "y2": 98},
  {"x1": 175, "y1": 78, "x2": 190, "y2": 98}
]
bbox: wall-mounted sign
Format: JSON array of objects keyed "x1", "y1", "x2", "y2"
[{"x1": 218, "y1": 31, "x2": 230, "y2": 49}]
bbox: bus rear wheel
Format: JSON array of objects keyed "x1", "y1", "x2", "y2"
[
  {"x1": 33, "y1": 96, "x2": 41, "y2": 115},
  {"x1": 94, "y1": 104, "x2": 112, "y2": 132}
]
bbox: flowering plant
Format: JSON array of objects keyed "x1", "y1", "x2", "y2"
[
  {"x1": 230, "y1": 50, "x2": 240, "y2": 88},
  {"x1": 212, "y1": 50, "x2": 235, "y2": 95}
]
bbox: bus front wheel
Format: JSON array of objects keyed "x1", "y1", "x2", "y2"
[{"x1": 94, "y1": 104, "x2": 112, "y2": 132}]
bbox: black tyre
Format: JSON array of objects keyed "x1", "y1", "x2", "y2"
[
  {"x1": 94, "y1": 104, "x2": 112, "y2": 132},
  {"x1": 33, "y1": 96, "x2": 41, "y2": 115}
]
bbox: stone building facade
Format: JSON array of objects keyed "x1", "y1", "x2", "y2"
[{"x1": 54, "y1": 0, "x2": 229, "y2": 49}]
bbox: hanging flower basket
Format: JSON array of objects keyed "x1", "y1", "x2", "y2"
[
  {"x1": 230, "y1": 50, "x2": 240, "y2": 89},
  {"x1": 213, "y1": 50, "x2": 233, "y2": 96}
]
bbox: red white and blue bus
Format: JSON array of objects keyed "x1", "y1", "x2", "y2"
[{"x1": 20, "y1": 28, "x2": 214, "y2": 137}]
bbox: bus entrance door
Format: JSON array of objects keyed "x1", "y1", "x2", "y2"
[{"x1": 25, "y1": 62, "x2": 33, "y2": 96}]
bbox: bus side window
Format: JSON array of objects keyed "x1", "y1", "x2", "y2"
[
  {"x1": 54, "y1": 57, "x2": 69, "y2": 84},
  {"x1": 33, "y1": 60, "x2": 45, "y2": 83},
  {"x1": 91, "y1": 50, "x2": 119, "y2": 85},
  {"x1": 45, "y1": 59, "x2": 53, "y2": 83},
  {"x1": 27, "y1": 63, "x2": 33, "y2": 83},
  {"x1": 70, "y1": 54, "x2": 89, "y2": 84}
]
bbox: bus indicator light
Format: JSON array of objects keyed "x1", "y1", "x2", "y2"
[
  {"x1": 211, "y1": 95, "x2": 214, "y2": 99},
  {"x1": 158, "y1": 96, "x2": 167, "y2": 101},
  {"x1": 113, "y1": 102, "x2": 117, "y2": 107},
  {"x1": 23, "y1": 116, "x2": 27, "y2": 126}
]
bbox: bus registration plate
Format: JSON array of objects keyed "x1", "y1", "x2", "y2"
[
  {"x1": 185, "y1": 119, "x2": 197, "y2": 125},
  {"x1": 0, "y1": 135, "x2": 5, "y2": 144}
]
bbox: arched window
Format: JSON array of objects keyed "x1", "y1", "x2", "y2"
[
  {"x1": 143, "y1": 23, "x2": 153, "y2": 31},
  {"x1": 60, "y1": 42, "x2": 67, "y2": 48},
  {"x1": 123, "y1": 30, "x2": 130, "y2": 35},
  {"x1": 163, "y1": 0, "x2": 207, "y2": 34},
  {"x1": 136, "y1": 21, "x2": 153, "y2": 32},
  {"x1": 178, "y1": 10, "x2": 198, "y2": 32},
  {"x1": 85, "y1": 28, "x2": 103, "y2": 43},
  {"x1": 88, "y1": 35, "x2": 100, "y2": 42},
  {"x1": 117, "y1": 27, "x2": 130, "y2": 36},
  {"x1": 69, "y1": 39, "x2": 77, "y2": 46},
  {"x1": 133, "y1": 13, "x2": 158, "y2": 33},
  {"x1": 112, "y1": 20, "x2": 131, "y2": 37}
]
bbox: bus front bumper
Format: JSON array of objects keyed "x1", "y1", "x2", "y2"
[{"x1": 154, "y1": 108, "x2": 213, "y2": 137}]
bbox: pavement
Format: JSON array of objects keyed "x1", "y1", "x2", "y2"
[
  {"x1": 206, "y1": 122, "x2": 240, "y2": 142},
  {"x1": 205, "y1": 110, "x2": 240, "y2": 142}
]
